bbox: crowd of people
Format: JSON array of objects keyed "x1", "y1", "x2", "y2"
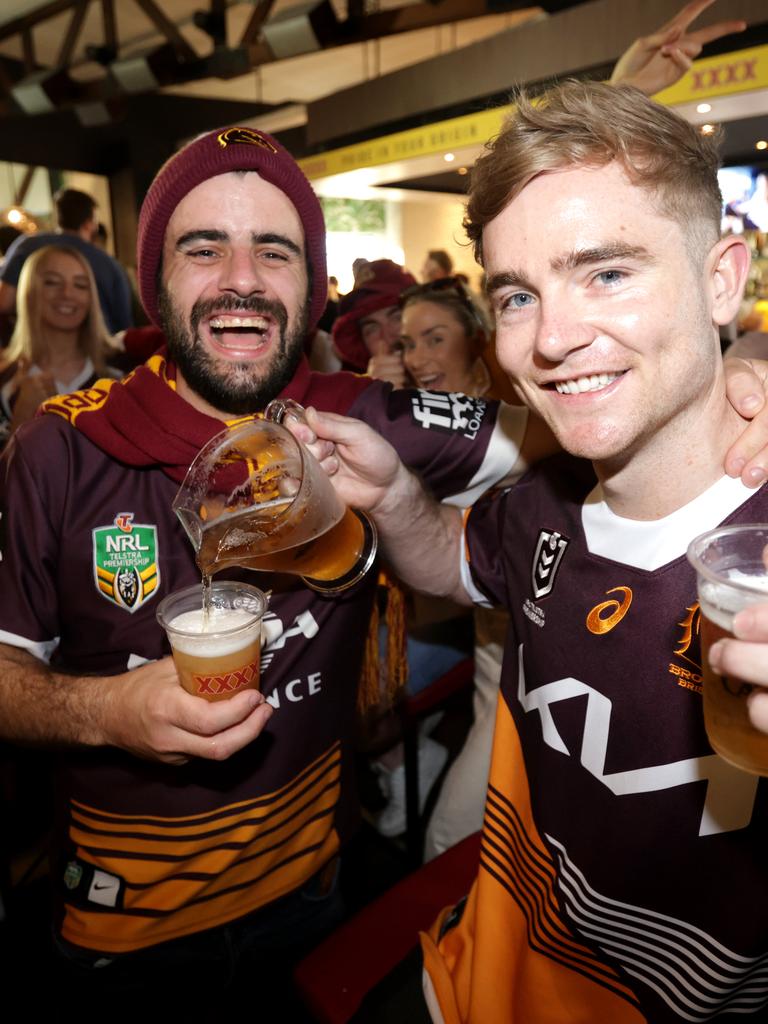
[{"x1": 3, "y1": 2, "x2": 768, "y2": 1022}]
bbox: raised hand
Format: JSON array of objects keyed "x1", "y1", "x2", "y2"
[
  {"x1": 610, "y1": 0, "x2": 746, "y2": 96},
  {"x1": 367, "y1": 350, "x2": 409, "y2": 388}
]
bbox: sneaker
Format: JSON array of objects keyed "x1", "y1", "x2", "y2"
[{"x1": 375, "y1": 737, "x2": 448, "y2": 838}]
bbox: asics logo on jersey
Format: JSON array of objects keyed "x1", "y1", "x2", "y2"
[{"x1": 586, "y1": 586, "x2": 633, "y2": 635}]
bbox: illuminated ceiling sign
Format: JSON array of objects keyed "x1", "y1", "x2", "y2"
[
  {"x1": 300, "y1": 44, "x2": 768, "y2": 183},
  {"x1": 654, "y1": 44, "x2": 768, "y2": 105}
]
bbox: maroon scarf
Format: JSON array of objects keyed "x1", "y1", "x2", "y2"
[{"x1": 41, "y1": 351, "x2": 369, "y2": 482}]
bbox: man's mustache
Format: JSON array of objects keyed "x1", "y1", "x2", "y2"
[{"x1": 190, "y1": 296, "x2": 288, "y2": 333}]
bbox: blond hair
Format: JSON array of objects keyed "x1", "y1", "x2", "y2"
[
  {"x1": 466, "y1": 81, "x2": 722, "y2": 264},
  {"x1": 6, "y1": 244, "x2": 109, "y2": 370}
]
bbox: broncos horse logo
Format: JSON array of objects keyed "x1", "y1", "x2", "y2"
[{"x1": 217, "y1": 127, "x2": 277, "y2": 153}]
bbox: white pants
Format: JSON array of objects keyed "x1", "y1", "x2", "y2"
[{"x1": 424, "y1": 606, "x2": 508, "y2": 861}]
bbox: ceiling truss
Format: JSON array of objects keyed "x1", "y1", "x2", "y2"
[{"x1": 0, "y1": 0, "x2": 572, "y2": 114}]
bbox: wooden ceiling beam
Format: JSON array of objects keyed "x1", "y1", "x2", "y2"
[
  {"x1": 57, "y1": 0, "x2": 89, "y2": 68},
  {"x1": 192, "y1": 0, "x2": 227, "y2": 45},
  {"x1": 132, "y1": 0, "x2": 197, "y2": 61},
  {"x1": 356, "y1": 0, "x2": 536, "y2": 39},
  {"x1": 102, "y1": 0, "x2": 117, "y2": 53},
  {"x1": 21, "y1": 28, "x2": 36, "y2": 72},
  {"x1": 210, "y1": 0, "x2": 227, "y2": 42},
  {"x1": 14, "y1": 166, "x2": 37, "y2": 206},
  {"x1": 0, "y1": 0, "x2": 77, "y2": 45},
  {"x1": 240, "y1": 0, "x2": 276, "y2": 47}
]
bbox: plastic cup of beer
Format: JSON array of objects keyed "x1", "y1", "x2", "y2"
[
  {"x1": 687, "y1": 525, "x2": 768, "y2": 775},
  {"x1": 156, "y1": 581, "x2": 268, "y2": 702}
]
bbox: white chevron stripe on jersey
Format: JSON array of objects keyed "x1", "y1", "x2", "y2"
[
  {"x1": 547, "y1": 835, "x2": 768, "y2": 1021},
  {"x1": 516, "y1": 645, "x2": 759, "y2": 836}
]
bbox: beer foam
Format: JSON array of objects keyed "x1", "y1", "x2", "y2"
[
  {"x1": 168, "y1": 608, "x2": 260, "y2": 657},
  {"x1": 699, "y1": 574, "x2": 768, "y2": 632}
]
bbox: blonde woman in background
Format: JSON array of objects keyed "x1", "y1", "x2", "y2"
[{"x1": 0, "y1": 244, "x2": 117, "y2": 449}]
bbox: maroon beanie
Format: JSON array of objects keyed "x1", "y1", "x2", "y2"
[
  {"x1": 332, "y1": 259, "x2": 416, "y2": 372},
  {"x1": 137, "y1": 126, "x2": 327, "y2": 331}
]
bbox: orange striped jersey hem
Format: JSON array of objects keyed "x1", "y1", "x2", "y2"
[{"x1": 62, "y1": 741, "x2": 342, "y2": 953}]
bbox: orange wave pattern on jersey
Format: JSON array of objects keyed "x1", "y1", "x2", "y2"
[
  {"x1": 422, "y1": 697, "x2": 645, "y2": 1023},
  {"x1": 62, "y1": 741, "x2": 342, "y2": 953}
]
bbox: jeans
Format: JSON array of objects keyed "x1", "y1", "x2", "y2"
[{"x1": 379, "y1": 616, "x2": 473, "y2": 698}]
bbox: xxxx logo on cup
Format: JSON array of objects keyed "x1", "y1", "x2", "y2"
[{"x1": 192, "y1": 661, "x2": 259, "y2": 696}]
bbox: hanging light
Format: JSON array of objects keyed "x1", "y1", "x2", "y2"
[{"x1": 1, "y1": 207, "x2": 38, "y2": 233}]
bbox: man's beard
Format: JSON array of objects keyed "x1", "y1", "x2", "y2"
[{"x1": 158, "y1": 288, "x2": 309, "y2": 415}]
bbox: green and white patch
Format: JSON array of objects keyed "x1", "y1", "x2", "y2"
[{"x1": 93, "y1": 514, "x2": 160, "y2": 612}]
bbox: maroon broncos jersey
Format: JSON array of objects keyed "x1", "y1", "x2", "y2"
[
  {"x1": 423, "y1": 455, "x2": 768, "y2": 1024},
  {"x1": 0, "y1": 371, "x2": 523, "y2": 954}
]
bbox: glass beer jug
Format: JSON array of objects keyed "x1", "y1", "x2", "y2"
[{"x1": 173, "y1": 405, "x2": 377, "y2": 594}]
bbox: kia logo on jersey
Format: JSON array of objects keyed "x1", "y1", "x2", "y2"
[{"x1": 532, "y1": 529, "x2": 569, "y2": 599}]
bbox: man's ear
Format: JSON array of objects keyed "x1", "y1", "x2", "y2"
[{"x1": 708, "y1": 234, "x2": 751, "y2": 327}]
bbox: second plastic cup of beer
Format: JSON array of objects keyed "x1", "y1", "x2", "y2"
[
  {"x1": 156, "y1": 581, "x2": 268, "y2": 702},
  {"x1": 688, "y1": 525, "x2": 768, "y2": 775}
]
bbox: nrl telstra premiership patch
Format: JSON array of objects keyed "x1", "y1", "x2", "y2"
[{"x1": 92, "y1": 513, "x2": 160, "y2": 612}]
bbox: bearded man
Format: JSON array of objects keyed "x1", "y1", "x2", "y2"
[{"x1": 0, "y1": 127, "x2": 533, "y2": 1013}]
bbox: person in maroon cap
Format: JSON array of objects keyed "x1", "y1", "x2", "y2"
[
  {"x1": 0, "y1": 6, "x2": 759, "y2": 1009},
  {"x1": 332, "y1": 258, "x2": 416, "y2": 387},
  {"x1": 0, "y1": 125, "x2": 537, "y2": 1012}
]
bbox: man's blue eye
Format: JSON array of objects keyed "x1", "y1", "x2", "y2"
[{"x1": 597, "y1": 270, "x2": 623, "y2": 285}]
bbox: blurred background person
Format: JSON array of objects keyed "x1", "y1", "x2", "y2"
[
  {"x1": 369, "y1": 277, "x2": 519, "y2": 843},
  {"x1": 92, "y1": 222, "x2": 109, "y2": 251},
  {"x1": 0, "y1": 245, "x2": 117, "y2": 450},
  {"x1": 399, "y1": 276, "x2": 516, "y2": 403},
  {"x1": 0, "y1": 188, "x2": 133, "y2": 335},
  {"x1": 0, "y1": 224, "x2": 23, "y2": 350},
  {"x1": 317, "y1": 273, "x2": 342, "y2": 337},
  {"x1": 0, "y1": 224, "x2": 22, "y2": 259},
  {"x1": 351, "y1": 257, "x2": 370, "y2": 285},
  {"x1": 420, "y1": 248, "x2": 453, "y2": 283},
  {"x1": 332, "y1": 259, "x2": 416, "y2": 386}
]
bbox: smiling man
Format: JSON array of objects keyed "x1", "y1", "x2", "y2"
[
  {"x1": 0, "y1": 126, "x2": 531, "y2": 1011},
  {"x1": 305, "y1": 81, "x2": 768, "y2": 1023},
  {"x1": 158, "y1": 171, "x2": 310, "y2": 414}
]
